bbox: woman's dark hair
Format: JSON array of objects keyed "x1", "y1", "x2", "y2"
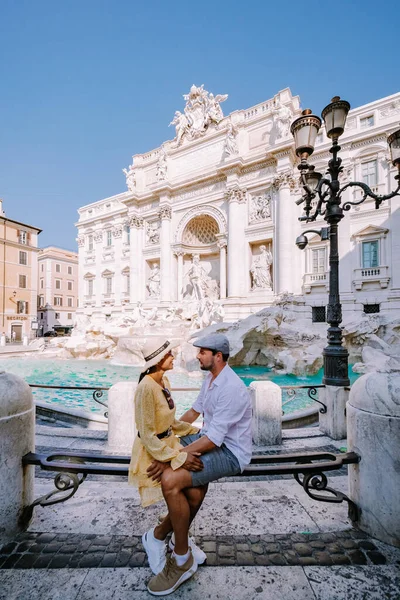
[{"x1": 138, "y1": 365, "x2": 157, "y2": 383}]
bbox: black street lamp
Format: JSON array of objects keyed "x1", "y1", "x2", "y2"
[{"x1": 290, "y1": 98, "x2": 400, "y2": 386}]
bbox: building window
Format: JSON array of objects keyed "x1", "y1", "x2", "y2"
[
  {"x1": 312, "y1": 248, "x2": 326, "y2": 273},
  {"x1": 55, "y1": 279, "x2": 61, "y2": 290},
  {"x1": 125, "y1": 224, "x2": 130, "y2": 245},
  {"x1": 360, "y1": 115, "x2": 374, "y2": 128},
  {"x1": 19, "y1": 251, "x2": 27, "y2": 265},
  {"x1": 67, "y1": 297, "x2": 73, "y2": 307},
  {"x1": 362, "y1": 241, "x2": 379, "y2": 268},
  {"x1": 68, "y1": 266, "x2": 72, "y2": 275},
  {"x1": 38, "y1": 296, "x2": 44, "y2": 307},
  {"x1": 88, "y1": 279, "x2": 94, "y2": 296},
  {"x1": 40, "y1": 279, "x2": 44, "y2": 289},
  {"x1": 88, "y1": 235, "x2": 94, "y2": 252},
  {"x1": 54, "y1": 296, "x2": 63, "y2": 306},
  {"x1": 17, "y1": 300, "x2": 29, "y2": 314},
  {"x1": 125, "y1": 273, "x2": 130, "y2": 293},
  {"x1": 106, "y1": 230, "x2": 113, "y2": 247},
  {"x1": 361, "y1": 160, "x2": 377, "y2": 187},
  {"x1": 67, "y1": 281, "x2": 73, "y2": 291},
  {"x1": 55, "y1": 312, "x2": 60, "y2": 320},
  {"x1": 19, "y1": 274, "x2": 27, "y2": 288},
  {"x1": 41, "y1": 264, "x2": 44, "y2": 272},
  {"x1": 40, "y1": 312, "x2": 44, "y2": 319},
  {"x1": 55, "y1": 264, "x2": 61, "y2": 273},
  {"x1": 67, "y1": 313, "x2": 72, "y2": 320},
  {"x1": 19, "y1": 231, "x2": 27, "y2": 245},
  {"x1": 105, "y1": 276, "x2": 113, "y2": 294},
  {"x1": 363, "y1": 304, "x2": 380, "y2": 314},
  {"x1": 312, "y1": 306, "x2": 326, "y2": 322}
]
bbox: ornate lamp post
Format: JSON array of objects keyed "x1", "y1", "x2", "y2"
[{"x1": 290, "y1": 98, "x2": 400, "y2": 386}]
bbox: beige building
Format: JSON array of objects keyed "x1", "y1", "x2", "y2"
[
  {"x1": 0, "y1": 201, "x2": 41, "y2": 342},
  {"x1": 37, "y1": 247, "x2": 79, "y2": 335}
]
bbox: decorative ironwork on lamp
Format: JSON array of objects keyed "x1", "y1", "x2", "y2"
[{"x1": 291, "y1": 98, "x2": 400, "y2": 386}]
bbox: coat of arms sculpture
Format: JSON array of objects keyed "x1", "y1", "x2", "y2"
[{"x1": 169, "y1": 84, "x2": 228, "y2": 145}]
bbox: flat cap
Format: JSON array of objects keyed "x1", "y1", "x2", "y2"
[{"x1": 192, "y1": 333, "x2": 230, "y2": 354}]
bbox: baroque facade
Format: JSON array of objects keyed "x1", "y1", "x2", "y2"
[{"x1": 76, "y1": 87, "x2": 400, "y2": 324}]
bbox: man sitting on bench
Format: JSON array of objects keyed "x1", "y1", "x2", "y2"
[{"x1": 143, "y1": 333, "x2": 252, "y2": 596}]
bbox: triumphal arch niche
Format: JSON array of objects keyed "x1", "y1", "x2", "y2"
[{"x1": 174, "y1": 207, "x2": 228, "y2": 303}]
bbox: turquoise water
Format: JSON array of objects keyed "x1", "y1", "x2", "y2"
[{"x1": 0, "y1": 359, "x2": 359, "y2": 418}]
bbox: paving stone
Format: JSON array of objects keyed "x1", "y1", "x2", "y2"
[
  {"x1": 78, "y1": 553, "x2": 104, "y2": 568},
  {"x1": 114, "y1": 550, "x2": 132, "y2": 567},
  {"x1": 87, "y1": 545, "x2": 107, "y2": 553},
  {"x1": 259, "y1": 534, "x2": 275, "y2": 543},
  {"x1": 202, "y1": 541, "x2": 216, "y2": 553},
  {"x1": 42, "y1": 543, "x2": 63, "y2": 554},
  {"x1": 28, "y1": 543, "x2": 45, "y2": 553},
  {"x1": 121, "y1": 538, "x2": 139, "y2": 548},
  {"x1": 348, "y1": 549, "x2": 368, "y2": 565},
  {"x1": 350, "y1": 529, "x2": 368, "y2": 539},
  {"x1": 236, "y1": 543, "x2": 250, "y2": 552},
  {"x1": 36, "y1": 533, "x2": 56, "y2": 544},
  {"x1": 56, "y1": 534, "x2": 70, "y2": 542},
  {"x1": 319, "y1": 533, "x2": 336, "y2": 542},
  {"x1": 297, "y1": 556, "x2": 318, "y2": 566},
  {"x1": 310, "y1": 541, "x2": 325, "y2": 549},
  {"x1": 218, "y1": 544, "x2": 234, "y2": 557},
  {"x1": 291, "y1": 534, "x2": 308, "y2": 542},
  {"x1": 11, "y1": 554, "x2": 39, "y2": 569},
  {"x1": 205, "y1": 552, "x2": 217, "y2": 565},
  {"x1": 99, "y1": 552, "x2": 117, "y2": 567},
  {"x1": 15, "y1": 541, "x2": 35, "y2": 552},
  {"x1": 367, "y1": 550, "x2": 387, "y2": 565},
  {"x1": 339, "y1": 539, "x2": 358, "y2": 549},
  {"x1": 313, "y1": 551, "x2": 333, "y2": 565},
  {"x1": 331, "y1": 554, "x2": 351, "y2": 565},
  {"x1": 77, "y1": 540, "x2": 92, "y2": 551},
  {"x1": 358, "y1": 540, "x2": 377, "y2": 550},
  {"x1": 284, "y1": 551, "x2": 299, "y2": 566},
  {"x1": 269, "y1": 553, "x2": 287, "y2": 566},
  {"x1": 66, "y1": 553, "x2": 85, "y2": 568},
  {"x1": 325, "y1": 543, "x2": 342, "y2": 554},
  {"x1": 264, "y1": 543, "x2": 280, "y2": 553},
  {"x1": 293, "y1": 543, "x2": 312, "y2": 556},
  {"x1": 0, "y1": 542, "x2": 18, "y2": 554},
  {"x1": 254, "y1": 555, "x2": 272, "y2": 566},
  {"x1": 29, "y1": 554, "x2": 53, "y2": 568},
  {"x1": 95, "y1": 536, "x2": 113, "y2": 546},
  {"x1": 219, "y1": 556, "x2": 236, "y2": 565},
  {"x1": 250, "y1": 543, "x2": 264, "y2": 555},
  {"x1": 236, "y1": 551, "x2": 254, "y2": 565},
  {"x1": 48, "y1": 554, "x2": 72, "y2": 568},
  {"x1": 60, "y1": 544, "x2": 78, "y2": 553},
  {"x1": 129, "y1": 552, "x2": 146, "y2": 567}
]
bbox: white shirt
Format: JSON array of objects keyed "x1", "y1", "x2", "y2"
[{"x1": 192, "y1": 365, "x2": 252, "y2": 471}]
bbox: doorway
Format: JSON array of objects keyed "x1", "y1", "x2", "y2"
[{"x1": 11, "y1": 324, "x2": 22, "y2": 342}]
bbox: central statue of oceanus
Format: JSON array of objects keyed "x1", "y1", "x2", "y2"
[{"x1": 169, "y1": 84, "x2": 228, "y2": 145}]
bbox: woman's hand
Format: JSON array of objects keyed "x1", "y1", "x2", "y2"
[
  {"x1": 147, "y1": 460, "x2": 169, "y2": 482},
  {"x1": 182, "y1": 452, "x2": 203, "y2": 472}
]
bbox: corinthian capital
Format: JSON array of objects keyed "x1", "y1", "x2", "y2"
[
  {"x1": 94, "y1": 231, "x2": 103, "y2": 243},
  {"x1": 158, "y1": 205, "x2": 172, "y2": 220},
  {"x1": 77, "y1": 236, "x2": 85, "y2": 248},
  {"x1": 112, "y1": 224, "x2": 123, "y2": 238},
  {"x1": 224, "y1": 186, "x2": 247, "y2": 203},
  {"x1": 129, "y1": 215, "x2": 144, "y2": 228},
  {"x1": 273, "y1": 171, "x2": 297, "y2": 191}
]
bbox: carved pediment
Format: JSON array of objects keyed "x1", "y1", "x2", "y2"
[
  {"x1": 83, "y1": 272, "x2": 95, "y2": 279},
  {"x1": 101, "y1": 269, "x2": 114, "y2": 277},
  {"x1": 351, "y1": 225, "x2": 389, "y2": 240}
]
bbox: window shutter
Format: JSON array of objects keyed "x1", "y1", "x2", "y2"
[{"x1": 25, "y1": 301, "x2": 29, "y2": 314}]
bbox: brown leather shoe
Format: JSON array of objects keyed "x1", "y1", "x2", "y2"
[{"x1": 147, "y1": 549, "x2": 197, "y2": 596}]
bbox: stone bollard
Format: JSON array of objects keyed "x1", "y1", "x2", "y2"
[
  {"x1": 22, "y1": 336, "x2": 28, "y2": 346},
  {"x1": 319, "y1": 385, "x2": 348, "y2": 440},
  {"x1": 0, "y1": 371, "x2": 35, "y2": 545},
  {"x1": 0, "y1": 335, "x2": 5, "y2": 347},
  {"x1": 347, "y1": 371, "x2": 400, "y2": 547},
  {"x1": 107, "y1": 382, "x2": 137, "y2": 454},
  {"x1": 250, "y1": 381, "x2": 282, "y2": 446}
]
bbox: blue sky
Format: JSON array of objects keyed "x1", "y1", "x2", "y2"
[{"x1": 0, "y1": 0, "x2": 397, "y2": 249}]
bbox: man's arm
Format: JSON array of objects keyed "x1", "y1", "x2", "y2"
[
  {"x1": 179, "y1": 407, "x2": 200, "y2": 424},
  {"x1": 182, "y1": 435, "x2": 217, "y2": 455}
]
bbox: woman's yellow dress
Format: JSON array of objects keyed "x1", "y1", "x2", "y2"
[{"x1": 128, "y1": 374, "x2": 199, "y2": 507}]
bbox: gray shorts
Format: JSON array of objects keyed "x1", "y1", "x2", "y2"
[{"x1": 179, "y1": 433, "x2": 241, "y2": 487}]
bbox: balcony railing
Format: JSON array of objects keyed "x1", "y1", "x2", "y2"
[
  {"x1": 303, "y1": 272, "x2": 328, "y2": 293},
  {"x1": 353, "y1": 265, "x2": 390, "y2": 290}
]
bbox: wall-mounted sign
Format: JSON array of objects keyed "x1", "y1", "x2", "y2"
[{"x1": 7, "y1": 316, "x2": 27, "y2": 321}]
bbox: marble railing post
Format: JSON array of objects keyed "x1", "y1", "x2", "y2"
[
  {"x1": 159, "y1": 205, "x2": 172, "y2": 302},
  {"x1": 226, "y1": 187, "x2": 247, "y2": 298},
  {"x1": 107, "y1": 382, "x2": 137, "y2": 453},
  {"x1": 0, "y1": 371, "x2": 35, "y2": 544},
  {"x1": 129, "y1": 215, "x2": 144, "y2": 304},
  {"x1": 274, "y1": 172, "x2": 295, "y2": 294},
  {"x1": 347, "y1": 371, "x2": 400, "y2": 547},
  {"x1": 250, "y1": 381, "x2": 282, "y2": 446}
]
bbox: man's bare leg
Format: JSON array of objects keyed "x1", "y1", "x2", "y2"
[{"x1": 154, "y1": 484, "x2": 208, "y2": 541}]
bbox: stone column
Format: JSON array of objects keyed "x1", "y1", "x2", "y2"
[
  {"x1": 174, "y1": 250, "x2": 184, "y2": 301},
  {"x1": 273, "y1": 172, "x2": 295, "y2": 294},
  {"x1": 94, "y1": 230, "x2": 104, "y2": 307},
  {"x1": 112, "y1": 223, "x2": 124, "y2": 308},
  {"x1": 319, "y1": 386, "x2": 348, "y2": 440},
  {"x1": 159, "y1": 205, "x2": 172, "y2": 302},
  {"x1": 129, "y1": 215, "x2": 144, "y2": 304},
  {"x1": 250, "y1": 381, "x2": 282, "y2": 446},
  {"x1": 226, "y1": 187, "x2": 247, "y2": 298},
  {"x1": 0, "y1": 371, "x2": 35, "y2": 544},
  {"x1": 347, "y1": 371, "x2": 400, "y2": 547},
  {"x1": 217, "y1": 238, "x2": 227, "y2": 299},
  {"x1": 77, "y1": 235, "x2": 86, "y2": 308}
]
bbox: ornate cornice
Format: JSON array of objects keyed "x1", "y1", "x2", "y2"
[
  {"x1": 272, "y1": 171, "x2": 297, "y2": 191},
  {"x1": 158, "y1": 205, "x2": 172, "y2": 220}
]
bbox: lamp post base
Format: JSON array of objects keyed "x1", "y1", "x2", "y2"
[{"x1": 322, "y1": 346, "x2": 350, "y2": 387}]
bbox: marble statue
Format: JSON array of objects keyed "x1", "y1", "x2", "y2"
[
  {"x1": 146, "y1": 221, "x2": 160, "y2": 245},
  {"x1": 250, "y1": 194, "x2": 271, "y2": 222},
  {"x1": 224, "y1": 123, "x2": 238, "y2": 156},
  {"x1": 187, "y1": 254, "x2": 219, "y2": 301},
  {"x1": 147, "y1": 264, "x2": 161, "y2": 298},
  {"x1": 250, "y1": 245, "x2": 273, "y2": 290},
  {"x1": 123, "y1": 159, "x2": 136, "y2": 191},
  {"x1": 163, "y1": 305, "x2": 184, "y2": 322},
  {"x1": 169, "y1": 85, "x2": 228, "y2": 145},
  {"x1": 156, "y1": 149, "x2": 167, "y2": 181},
  {"x1": 272, "y1": 99, "x2": 293, "y2": 140}
]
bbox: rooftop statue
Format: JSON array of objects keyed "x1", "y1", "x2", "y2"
[{"x1": 169, "y1": 84, "x2": 228, "y2": 145}]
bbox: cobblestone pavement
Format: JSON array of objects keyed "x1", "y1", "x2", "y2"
[{"x1": 1, "y1": 529, "x2": 399, "y2": 570}]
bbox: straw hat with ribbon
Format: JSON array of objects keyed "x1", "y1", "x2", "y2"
[{"x1": 140, "y1": 338, "x2": 180, "y2": 372}]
